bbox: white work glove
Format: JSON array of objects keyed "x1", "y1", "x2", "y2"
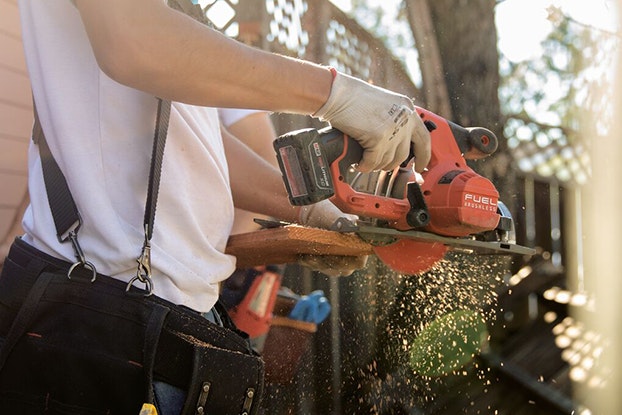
[
  {"x1": 297, "y1": 199, "x2": 368, "y2": 277},
  {"x1": 298, "y1": 198, "x2": 356, "y2": 229},
  {"x1": 314, "y1": 71, "x2": 431, "y2": 173}
]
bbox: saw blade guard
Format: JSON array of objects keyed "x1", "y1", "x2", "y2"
[
  {"x1": 420, "y1": 162, "x2": 500, "y2": 237},
  {"x1": 416, "y1": 108, "x2": 501, "y2": 237}
]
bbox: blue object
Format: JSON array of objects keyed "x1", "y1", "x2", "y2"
[{"x1": 288, "y1": 290, "x2": 331, "y2": 324}]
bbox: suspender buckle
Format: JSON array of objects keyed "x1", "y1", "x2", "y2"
[
  {"x1": 127, "y1": 225, "x2": 155, "y2": 296},
  {"x1": 66, "y1": 230, "x2": 97, "y2": 282}
]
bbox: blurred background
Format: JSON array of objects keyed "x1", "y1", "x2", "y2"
[{"x1": 1, "y1": 0, "x2": 620, "y2": 413}]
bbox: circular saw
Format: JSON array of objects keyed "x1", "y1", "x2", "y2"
[{"x1": 274, "y1": 106, "x2": 535, "y2": 275}]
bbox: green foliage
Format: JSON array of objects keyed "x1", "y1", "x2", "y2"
[
  {"x1": 501, "y1": 7, "x2": 618, "y2": 150},
  {"x1": 409, "y1": 309, "x2": 488, "y2": 377}
]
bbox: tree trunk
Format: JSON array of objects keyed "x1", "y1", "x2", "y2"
[
  {"x1": 410, "y1": 0, "x2": 517, "y2": 213},
  {"x1": 404, "y1": 0, "x2": 452, "y2": 118},
  {"x1": 426, "y1": 0, "x2": 501, "y2": 127}
]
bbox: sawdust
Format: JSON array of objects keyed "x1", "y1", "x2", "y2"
[
  {"x1": 353, "y1": 251, "x2": 510, "y2": 413},
  {"x1": 172, "y1": 331, "x2": 249, "y2": 356}
]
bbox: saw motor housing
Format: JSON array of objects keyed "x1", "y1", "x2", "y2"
[{"x1": 274, "y1": 106, "x2": 507, "y2": 240}]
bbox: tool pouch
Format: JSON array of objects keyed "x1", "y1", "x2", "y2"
[
  {"x1": 0, "y1": 238, "x2": 264, "y2": 415},
  {"x1": 262, "y1": 315, "x2": 316, "y2": 384},
  {"x1": 260, "y1": 295, "x2": 317, "y2": 384},
  {"x1": 181, "y1": 340, "x2": 263, "y2": 414}
]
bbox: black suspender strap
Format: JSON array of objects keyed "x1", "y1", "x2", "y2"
[
  {"x1": 144, "y1": 98, "x2": 171, "y2": 242},
  {"x1": 32, "y1": 97, "x2": 171, "y2": 295},
  {"x1": 129, "y1": 98, "x2": 171, "y2": 295},
  {"x1": 32, "y1": 102, "x2": 97, "y2": 280},
  {"x1": 32, "y1": 104, "x2": 81, "y2": 243}
]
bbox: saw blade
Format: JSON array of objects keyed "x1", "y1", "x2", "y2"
[
  {"x1": 373, "y1": 239, "x2": 447, "y2": 275},
  {"x1": 330, "y1": 219, "x2": 534, "y2": 274},
  {"x1": 355, "y1": 225, "x2": 536, "y2": 256}
]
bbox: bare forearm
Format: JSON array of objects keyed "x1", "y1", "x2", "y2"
[
  {"x1": 222, "y1": 126, "x2": 299, "y2": 223},
  {"x1": 75, "y1": 0, "x2": 332, "y2": 114},
  {"x1": 226, "y1": 112, "x2": 279, "y2": 168}
]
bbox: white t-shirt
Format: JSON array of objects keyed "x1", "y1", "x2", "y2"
[
  {"x1": 19, "y1": 0, "x2": 236, "y2": 312},
  {"x1": 218, "y1": 108, "x2": 262, "y2": 129}
]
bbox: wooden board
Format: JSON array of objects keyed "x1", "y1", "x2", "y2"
[{"x1": 225, "y1": 224, "x2": 374, "y2": 268}]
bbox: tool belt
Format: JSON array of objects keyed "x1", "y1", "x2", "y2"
[{"x1": 0, "y1": 237, "x2": 264, "y2": 414}]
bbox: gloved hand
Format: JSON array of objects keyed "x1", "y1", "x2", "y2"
[
  {"x1": 297, "y1": 255, "x2": 367, "y2": 278},
  {"x1": 313, "y1": 70, "x2": 431, "y2": 173},
  {"x1": 297, "y1": 199, "x2": 368, "y2": 277},
  {"x1": 298, "y1": 198, "x2": 356, "y2": 229},
  {"x1": 288, "y1": 290, "x2": 331, "y2": 324}
]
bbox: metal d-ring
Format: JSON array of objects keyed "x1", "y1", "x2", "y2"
[
  {"x1": 66, "y1": 230, "x2": 97, "y2": 282},
  {"x1": 126, "y1": 273, "x2": 154, "y2": 296},
  {"x1": 67, "y1": 260, "x2": 98, "y2": 282}
]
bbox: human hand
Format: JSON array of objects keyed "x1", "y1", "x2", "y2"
[
  {"x1": 313, "y1": 71, "x2": 431, "y2": 173},
  {"x1": 298, "y1": 198, "x2": 357, "y2": 229},
  {"x1": 297, "y1": 199, "x2": 368, "y2": 277},
  {"x1": 297, "y1": 254, "x2": 368, "y2": 277}
]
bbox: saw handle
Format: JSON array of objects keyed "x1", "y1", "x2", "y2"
[
  {"x1": 439, "y1": 111, "x2": 498, "y2": 160},
  {"x1": 329, "y1": 133, "x2": 414, "y2": 226},
  {"x1": 399, "y1": 108, "x2": 498, "y2": 167},
  {"x1": 460, "y1": 126, "x2": 498, "y2": 159}
]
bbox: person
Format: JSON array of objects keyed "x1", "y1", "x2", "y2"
[
  {"x1": 218, "y1": 109, "x2": 345, "y2": 358},
  {"x1": 219, "y1": 109, "x2": 278, "y2": 236},
  {"x1": 0, "y1": 0, "x2": 432, "y2": 413}
]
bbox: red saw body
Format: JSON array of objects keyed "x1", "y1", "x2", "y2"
[{"x1": 274, "y1": 106, "x2": 533, "y2": 274}]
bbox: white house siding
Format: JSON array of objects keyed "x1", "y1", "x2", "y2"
[{"x1": 0, "y1": 0, "x2": 32, "y2": 261}]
